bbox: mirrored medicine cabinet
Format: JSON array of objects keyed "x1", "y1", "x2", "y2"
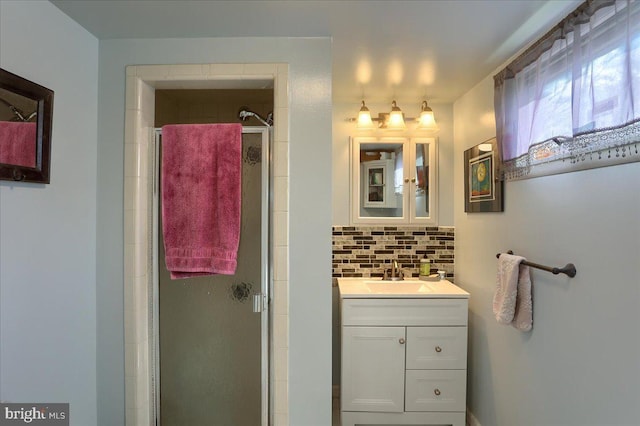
[{"x1": 351, "y1": 136, "x2": 437, "y2": 225}]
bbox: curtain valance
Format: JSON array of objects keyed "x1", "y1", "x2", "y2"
[{"x1": 494, "y1": 0, "x2": 640, "y2": 179}]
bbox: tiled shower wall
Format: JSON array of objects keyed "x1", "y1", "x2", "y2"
[
  {"x1": 155, "y1": 89, "x2": 273, "y2": 126},
  {"x1": 332, "y1": 226, "x2": 455, "y2": 281}
]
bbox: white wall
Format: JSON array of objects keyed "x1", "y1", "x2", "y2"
[
  {"x1": 332, "y1": 100, "x2": 454, "y2": 226},
  {"x1": 97, "y1": 38, "x2": 332, "y2": 425},
  {"x1": 454, "y1": 75, "x2": 640, "y2": 425},
  {"x1": 0, "y1": 1, "x2": 99, "y2": 425}
]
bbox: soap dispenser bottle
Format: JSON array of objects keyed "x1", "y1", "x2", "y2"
[{"x1": 419, "y1": 255, "x2": 431, "y2": 277}]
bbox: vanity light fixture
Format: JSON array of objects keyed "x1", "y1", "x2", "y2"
[{"x1": 349, "y1": 99, "x2": 438, "y2": 131}]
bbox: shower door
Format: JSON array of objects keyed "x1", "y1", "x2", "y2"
[{"x1": 152, "y1": 127, "x2": 270, "y2": 426}]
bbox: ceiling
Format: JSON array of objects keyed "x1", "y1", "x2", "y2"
[{"x1": 51, "y1": 0, "x2": 581, "y2": 104}]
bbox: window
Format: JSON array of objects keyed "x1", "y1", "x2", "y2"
[{"x1": 495, "y1": 0, "x2": 640, "y2": 179}]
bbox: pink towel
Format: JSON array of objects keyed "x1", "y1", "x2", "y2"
[
  {"x1": 493, "y1": 253, "x2": 533, "y2": 332},
  {"x1": 161, "y1": 123, "x2": 242, "y2": 279},
  {"x1": 0, "y1": 121, "x2": 36, "y2": 167}
]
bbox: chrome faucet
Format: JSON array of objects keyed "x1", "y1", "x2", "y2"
[{"x1": 383, "y1": 259, "x2": 404, "y2": 281}]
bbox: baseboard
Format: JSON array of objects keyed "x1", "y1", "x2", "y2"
[
  {"x1": 466, "y1": 408, "x2": 481, "y2": 426},
  {"x1": 332, "y1": 385, "x2": 340, "y2": 399}
]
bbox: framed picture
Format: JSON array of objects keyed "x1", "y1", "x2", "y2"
[{"x1": 464, "y1": 137, "x2": 503, "y2": 212}]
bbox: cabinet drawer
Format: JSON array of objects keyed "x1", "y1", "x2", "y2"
[
  {"x1": 405, "y1": 370, "x2": 466, "y2": 412},
  {"x1": 341, "y1": 298, "x2": 468, "y2": 326},
  {"x1": 406, "y1": 327, "x2": 467, "y2": 370}
]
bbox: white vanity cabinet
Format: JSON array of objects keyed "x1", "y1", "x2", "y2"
[{"x1": 339, "y1": 279, "x2": 470, "y2": 426}]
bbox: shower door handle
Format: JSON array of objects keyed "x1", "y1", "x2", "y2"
[{"x1": 253, "y1": 293, "x2": 265, "y2": 313}]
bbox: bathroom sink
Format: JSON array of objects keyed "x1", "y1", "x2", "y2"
[
  {"x1": 337, "y1": 277, "x2": 470, "y2": 298},
  {"x1": 363, "y1": 280, "x2": 437, "y2": 294}
]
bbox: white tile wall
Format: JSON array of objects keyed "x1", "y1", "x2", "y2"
[{"x1": 123, "y1": 63, "x2": 290, "y2": 425}]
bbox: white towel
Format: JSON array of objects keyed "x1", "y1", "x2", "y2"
[{"x1": 493, "y1": 253, "x2": 533, "y2": 332}]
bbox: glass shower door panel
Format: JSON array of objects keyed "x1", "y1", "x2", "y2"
[{"x1": 159, "y1": 133, "x2": 264, "y2": 425}]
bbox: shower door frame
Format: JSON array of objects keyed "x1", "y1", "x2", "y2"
[{"x1": 151, "y1": 126, "x2": 272, "y2": 426}]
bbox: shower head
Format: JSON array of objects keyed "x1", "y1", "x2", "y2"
[
  {"x1": 238, "y1": 107, "x2": 253, "y2": 121},
  {"x1": 0, "y1": 97, "x2": 35, "y2": 122},
  {"x1": 238, "y1": 107, "x2": 273, "y2": 127}
]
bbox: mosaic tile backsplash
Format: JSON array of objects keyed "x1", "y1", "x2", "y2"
[{"x1": 332, "y1": 226, "x2": 455, "y2": 282}]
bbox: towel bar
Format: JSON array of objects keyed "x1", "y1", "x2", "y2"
[{"x1": 496, "y1": 251, "x2": 577, "y2": 278}]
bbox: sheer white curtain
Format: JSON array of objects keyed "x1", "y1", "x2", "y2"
[{"x1": 495, "y1": 0, "x2": 640, "y2": 179}]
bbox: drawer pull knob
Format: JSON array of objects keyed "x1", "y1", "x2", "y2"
[
  {"x1": 435, "y1": 346, "x2": 442, "y2": 353},
  {"x1": 434, "y1": 389, "x2": 441, "y2": 396},
  {"x1": 399, "y1": 338, "x2": 405, "y2": 344}
]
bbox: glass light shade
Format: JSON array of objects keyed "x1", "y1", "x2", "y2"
[
  {"x1": 357, "y1": 109, "x2": 374, "y2": 128},
  {"x1": 387, "y1": 101, "x2": 406, "y2": 129},
  {"x1": 416, "y1": 101, "x2": 438, "y2": 131},
  {"x1": 387, "y1": 111, "x2": 406, "y2": 129},
  {"x1": 417, "y1": 110, "x2": 437, "y2": 128},
  {"x1": 356, "y1": 100, "x2": 374, "y2": 129}
]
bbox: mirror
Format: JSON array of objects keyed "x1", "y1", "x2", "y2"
[
  {"x1": 0, "y1": 68, "x2": 53, "y2": 183},
  {"x1": 358, "y1": 140, "x2": 405, "y2": 218},
  {"x1": 413, "y1": 141, "x2": 431, "y2": 219}
]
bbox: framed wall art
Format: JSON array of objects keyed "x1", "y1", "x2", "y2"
[{"x1": 464, "y1": 137, "x2": 503, "y2": 212}]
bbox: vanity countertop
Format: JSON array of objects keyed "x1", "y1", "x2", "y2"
[{"x1": 338, "y1": 277, "x2": 470, "y2": 299}]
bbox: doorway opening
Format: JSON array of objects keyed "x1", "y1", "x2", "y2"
[{"x1": 122, "y1": 64, "x2": 290, "y2": 426}]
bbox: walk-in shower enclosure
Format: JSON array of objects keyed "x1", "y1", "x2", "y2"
[{"x1": 152, "y1": 89, "x2": 273, "y2": 425}]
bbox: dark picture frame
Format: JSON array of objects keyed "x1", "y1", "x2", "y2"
[
  {"x1": 0, "y1": 68, "x2": 54, "y2": 184},
  {"x1": 464, "y1": 137, "x2": 503, "y2": 212}
]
